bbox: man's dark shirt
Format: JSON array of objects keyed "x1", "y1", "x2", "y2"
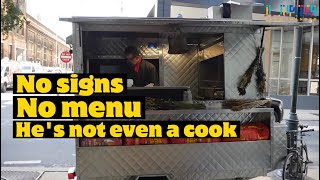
[{"x1": 123, "y1": 60, "x2": 158, "y2": 87}]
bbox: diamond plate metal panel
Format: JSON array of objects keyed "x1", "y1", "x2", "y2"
[
  {"x1": 224, "y1": 33, "x2": 259, "y2": 100},
  {"x1": 80, "y1": 24, "x2": 258, "y2": 34},
  {"x1": 271, "y1": 124, "x2": 287, "y2": 169},
  {"x1": 183, "y1": 26, "x2": 258, "y2": 34},
  {"x1": 73, "y1": 23, "x2": 83, "y2": 73},
  {"x1": 85, "y1": 38, "x2": 159, "y2": 58},
  {"x1": 87, "y1": 109, "x2": 273, "y2": 124},
  {"x1": 203, "y1": 43, "x2": 224, "y2": 60},
  {"x1": 132, "y1": 38, "x2": 160, "y2": 59},
  {"x1": 78, "y1": 109, "x2": 274, "y2": 180},
  {"x1": 145, "y1": 111, "x2": 268, "y2": 124},
  {"x1": 77, "y1": 141, "x2": 270, "y2": 180},
  {"x1": 162, "y1": 45, "x2": 199, "y2": 96}
]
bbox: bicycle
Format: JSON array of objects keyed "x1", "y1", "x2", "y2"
[{"x1": 282, "y1": 124, "x2": 314, "y2": 180}]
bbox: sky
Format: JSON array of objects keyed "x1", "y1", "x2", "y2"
[{"x1": 26, "y1": 0, "x2": 157, "y2": 39}]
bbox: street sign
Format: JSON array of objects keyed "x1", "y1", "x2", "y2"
[{"x1": 60, "y1": 51, "x2": 72, "y2": 63}]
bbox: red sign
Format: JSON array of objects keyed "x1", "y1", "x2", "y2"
[{"x1": 60, "y1": 51, "x2": 72, "y2": 63}]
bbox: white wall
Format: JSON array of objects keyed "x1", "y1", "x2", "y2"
[{"x1": 171, "y1": 5, "x2": 208, "y2": 18}]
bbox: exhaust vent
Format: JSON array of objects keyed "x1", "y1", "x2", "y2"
[{"x1": 168, "y1": 29, "x2": 189, "y2": 54}]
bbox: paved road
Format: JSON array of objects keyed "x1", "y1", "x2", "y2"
[{"x1": 1, "y1": 90, "x2": 75, "y2": 168}]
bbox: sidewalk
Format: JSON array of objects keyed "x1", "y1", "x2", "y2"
[
  {"x1": 283, "y1": 109, "x2": 319, "y2": 121},
  {"x1": 1, "y1": 167, "x2": 68, "y2": 180},
  {"x1": 251, "y1": 166, "x2": 319, "y2": 180}
]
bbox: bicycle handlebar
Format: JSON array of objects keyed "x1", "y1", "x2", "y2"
[
  {"x1": 299, "y1": 124, "x2": 308, "y2": 129},
  {"x1": 301, "y1": 129, "x2": 314, "y2": 133},
  {"x1": 287, "y1": 129, "x2": 314, "y2": 133}
]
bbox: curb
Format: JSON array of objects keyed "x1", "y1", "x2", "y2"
[{"x1": 1, "y1": 167, "x2": 69, "y2": 172}]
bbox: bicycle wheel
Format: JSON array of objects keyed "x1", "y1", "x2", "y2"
[
  {"x1": 282, "y1": 152, "x2": 300, "y2": 180},
  {"x1": 301, "y1": 145, "x2": 309, "y2": 180}
]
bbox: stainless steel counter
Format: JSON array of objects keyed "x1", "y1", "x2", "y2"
[{"x1": 75, "y1": 108, "x2": 287, "y2": 180}]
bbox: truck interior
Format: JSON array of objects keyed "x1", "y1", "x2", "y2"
[{"x1": 82, "y1": 31, "x2": 225, "y2": 100}]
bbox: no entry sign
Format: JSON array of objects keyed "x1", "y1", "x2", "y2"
[{"x1": 60, "y1": 51, "x2": 72, "y2": 63}]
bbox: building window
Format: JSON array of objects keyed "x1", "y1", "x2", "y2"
[
  {"x1": 300, "y1": 28, "x2": 313, "y2": 78},
  {"x1": 298, "y1": 80, "x2": 308, "y2": 95},
  {"x1": 268, "y1": 26, "x2": 319, "y2": 96},
  {"x1": 27, "y1": 30, "x2": 35, "y2": 62},
  {"x1": 9, "y1": 45, "x2": 13, "y2": 60},
  {"x1": 36, "y1": 35, "x2": 42, "y2": 63},
  {"x1": 271, "y1": 51, "x2": 280, "y2": 78},
  {"x1": 311, "y1": 27, "x2": 319, "y2": 79},
  {"x1": 21, "y1": 25, "x2": 24, "y2": 36},
  {"x1": 311, "y1": 54, "x2": 319, "y2": 79},
  {"x1": 1, "y1": 43, "x2": 4, "y2": 59},
  {"x1": 43, "y1": 39, "x2": 47, "y2": 66},
  {"x1": 279, "y1": 80, "x2": 291, "y2": 95},
  {"x1": 310, "y1": 81, "x2": 319, "y2": 95},
  {"x1": 309, "y1": 26, "x2": 319, "y2": 96},
  {"x1": 16, "y1": 26, "x2": 19, "y2": 34},
  {"x1": 49, "y1": 42, "x2": 53, "y2": 67},
  {"x1": 15, "y1": 24, "x2": 24, "y2": 36},
  {"x1": 280, "y1": 30, "x2": 294, "y2": 79}
]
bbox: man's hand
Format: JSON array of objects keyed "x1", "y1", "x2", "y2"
[{"x1": 145, "y1": 83, "x2": 154, "y2": 87}]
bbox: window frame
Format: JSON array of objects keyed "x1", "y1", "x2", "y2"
[
  {"x1": 268, "y1": 26, "x2": 319, "y2": 96},
  {"x1": 28, "y1": 30, "x2": 35, "y2": 62}
]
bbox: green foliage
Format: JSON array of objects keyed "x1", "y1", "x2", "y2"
[{"x1": 1, "y1": 0, "x2": 25, "y2": 39}]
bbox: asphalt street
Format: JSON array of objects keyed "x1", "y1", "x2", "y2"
[
  {"x1": 1, "y1": 89, "x2": 319, "y2": 170},
  {"x1": 1, "y1": 90, "x2": 76, "y2": 168}
]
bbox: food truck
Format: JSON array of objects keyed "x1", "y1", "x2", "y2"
[{"x1": 60, "y1": 17, "x2": 311, "y2": 180}]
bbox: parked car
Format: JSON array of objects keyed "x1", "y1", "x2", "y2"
[
  {"x1": 53, "y1": 67, "x2": 63, "y2": 73},
  {"x1": 44, "y1": 67, "x2": 54, "y2": 73},
  {"x1": 21, "y1": 62, "x2": 44, "y2": 73},
  {"x1": 1, "y1": 62, "x2": 21, "y2": 92},
  {"x1": 1, "y1": 64, "x2": 11, "y2": 92}
]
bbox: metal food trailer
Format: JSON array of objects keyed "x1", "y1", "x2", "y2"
[{"x1": 60, "y1": 17, "x2": 311, "y2": 180}]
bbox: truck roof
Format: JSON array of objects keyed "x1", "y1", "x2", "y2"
[{"x1": 59, "y1": 17, "x2": 313, "y2": 27}]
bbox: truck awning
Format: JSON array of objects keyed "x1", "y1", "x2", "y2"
[{"x1": 59, "y1": 17, "x2": 312, "y2": 27}]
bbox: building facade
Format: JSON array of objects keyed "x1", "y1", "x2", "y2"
[
  {"x1": 1, "y1": 0, "x2": 27, "y2": 62},
  {"x1": 26, "y1": 14, "x2": 72, "y2": 70},
  {"x1": 265, "y1": 25, "x2": 319, "y2": 109},
  {"x1": 1, "y1": 0, "x2": 72, "y2": 70}
]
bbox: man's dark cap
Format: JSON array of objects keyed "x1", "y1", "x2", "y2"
[{"x1": 124, "y1": 46, "x2": 141, "y2": 57}]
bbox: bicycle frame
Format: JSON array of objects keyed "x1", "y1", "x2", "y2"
[{"x1": 283, "y1": 125, "x2": 314, "y2": 180}]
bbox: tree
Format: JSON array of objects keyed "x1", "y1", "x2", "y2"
[{"x1": 1, "y1": 0, "x2": 25, "y2": 39}]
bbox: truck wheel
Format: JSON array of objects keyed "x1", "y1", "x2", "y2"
[{"x1": 1, "y1": 83, "x2": 7, "y2": 93}]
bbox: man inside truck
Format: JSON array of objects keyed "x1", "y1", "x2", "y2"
[{"x1": 124, "y1": 46, "x2": 158, "y2": 87}]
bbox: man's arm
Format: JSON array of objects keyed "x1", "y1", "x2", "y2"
[{"x1": 148, "y1": 65, "x2": 158, "y2": 86}]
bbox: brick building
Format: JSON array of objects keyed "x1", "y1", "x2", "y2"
[
  {"x1": 1, "y1": 0, "x2": 72, "y2": 70},
  {"x1": 1, "y1": 0, "x2": 27, "y2": 62},
  {"x1": 26, "y1": 14, "x2": 72, "y2": 69}
]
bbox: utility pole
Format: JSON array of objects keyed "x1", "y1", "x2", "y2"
[{"x1": 287, "y1": 0, "x2": 304, "y2": 131}]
